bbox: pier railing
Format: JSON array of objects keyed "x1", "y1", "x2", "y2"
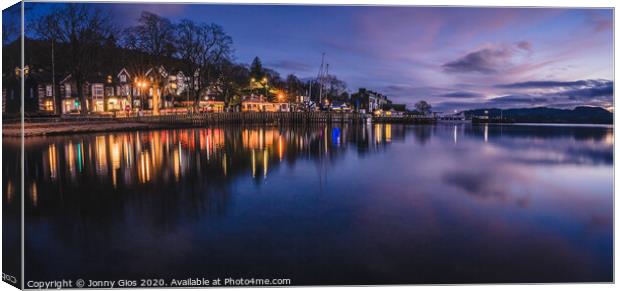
[
  {"x1": 372, "y1": 116, "x2": 436, "y2": 124},
  {"x1": 118, "y1": 111, "x2": 369, "y2": 126},
  {"x1": 11, "y1": 112, "x2": 438, "y2": 126}
]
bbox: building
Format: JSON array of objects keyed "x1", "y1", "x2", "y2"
[
  {"x1": 376, "y1": 103, "x2": 407, "y2": 117},
  {"x1": 116, "y1": 68, "x2": 133, "y2": 110},
  {"x1": 201, "y1": 100, "x2": 225, "y2": 112},
  {"x1": 59, "y1": 74, "x2": 86, "y2": 114},
  {"x1": 272, "y1": 103, "x2": 290, "y2": 112},
  {"x1": 351, "y1": 88, "x2": 391, "y2": 113},
  {"x1": 3, "y1": 61, "x2": 288, "y2": 115},
  {"x1": 2, "y1": 65, "x2": 57, "y2": 115},
  {"x1": 240, "y1": 95, "x2": 290, "y2": 112},
  {"x1": 36, "y1": 79, "x2": 55, "y2": 113},
  {"x1": 241, "y1": 95, "x2": 271, "y2": 112},
  {"x1": 59, "y1": 69, "x2": 136, "y2": 114},
  {"x1": 330, "y1": 100, "x2": 352, "y2": 112}
]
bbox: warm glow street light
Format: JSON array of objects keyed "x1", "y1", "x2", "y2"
[{"x1": 134, "y1": 79, "x2": 148, "y2": 111}]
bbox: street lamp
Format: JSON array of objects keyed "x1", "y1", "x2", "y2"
[
  {"x1": 135, "y1": 79, "x2": 148, "y2": 111},
  {"x1": 262, "y1": 78, "x2": 269, "y2": 100}
]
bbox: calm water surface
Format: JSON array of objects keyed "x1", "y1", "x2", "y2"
[{"x1": 5, "y1": 123, "x2": 613, "y2": 284}]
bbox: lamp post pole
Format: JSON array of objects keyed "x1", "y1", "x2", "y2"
[
  {"x1": 51, "y1": 40, "x2": 57, "y2": 115},
  {"x1": 262, "y1": 77, "x2": 268, "y2": 101},
  {"x1": 140, "y1": 82, "x2": 146, "y2": 112}
]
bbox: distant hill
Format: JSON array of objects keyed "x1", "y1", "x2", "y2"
[{"x1": 463, "y1": 106, "x2": 613, "y2": 124}]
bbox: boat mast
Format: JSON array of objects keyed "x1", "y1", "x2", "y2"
[
  {"x1": 324, "y1": 63, "x2": 329, "y2": 106},
  {"x1": 317, "y1": 53, "x2": 326, "y2": 106}
]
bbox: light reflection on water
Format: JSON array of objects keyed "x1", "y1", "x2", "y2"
[{"x1": 3, "y1": 123, "x2": 613, "y2": 284}]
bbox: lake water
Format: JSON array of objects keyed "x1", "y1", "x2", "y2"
[{"x1": 5, "y1": 123, "x2": 613, "y2": 284}]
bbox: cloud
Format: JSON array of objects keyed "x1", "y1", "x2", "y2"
[
  {"x1": 441, "y1": 42, "x2": 529, "y2": 74},
  {"x1": 486, "y1": 94, "x2": 548, "y2": 106},
  {"x1": 442, "y1": 47, "x2": 512, "y2": 74},
  {"x1": 495, "y1": 79, "x2": 607, "y2": 89},
  {"x1": 436, "y1": 79, "x2": 613, "y2": 111},
  {"x1": 266, "y1": 60, "x2": 313, "y2": 72},
  {"x1": 586, "y1": 11, "x2": 613, "y2": 33},
  {"x1": 494, "y1": 79, "x2": 613, "y2": 103},
  {"x1": 563, "y1": 81, "x2": 613, "y2": 100},
  {"x1": 592, "y1": 19, "x2": 613, "y2": 32},
  {"x1": 441, "y1": 41, "x2": 536, "y2": 75},
  {"x1": 438, "y1": 91, "x2": 484, "y2": 98},
  {"x1": 106, "y1": 4, "x2": 189, "y2": 27},
  {"x1": 516, "y1": 40, "x2": 532, "y2": 53},
  {"x1": 382, "y1": 85, "x2": 444, "y2": 98},
  {"x1": 442, "y1": 169, "x2": 508, "y2": 199},
  {"x1": 487, "y1": 80, "x2": 613, "y2": 108}
]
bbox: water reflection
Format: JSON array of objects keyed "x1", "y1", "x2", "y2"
[
  {"x1": 9, "y1": 123, "x2": 613, "y2": 284},
  {"x1": 19, "y1": 125, "x2": 401, "y2": 211}
]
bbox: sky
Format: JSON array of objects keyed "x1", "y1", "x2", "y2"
[{"x1": 14, "y1": 3, "x2": 615, "y2": 111}]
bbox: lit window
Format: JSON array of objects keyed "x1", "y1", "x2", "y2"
[
  {"x1": 93, "y1": 84, "x2": 104, "y2": 98},
  {"x1": 46, "y1": 85, "x2": 53, "y2": 97},
  {"x1": 45, "y1": 100, "x2": 54, "y2": 111},
  {"x1": 120, "y1": 74, "x2": 126, "y2": 82}
]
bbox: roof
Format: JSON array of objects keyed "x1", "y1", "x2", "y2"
[
  {"x1": 117, "y1": 68, "x2": 131, "y2": 79},
  {"x1": 242, "y1": 95, "x2": 268, "y2": 103},
  {"x1": 331, "y1": 100, "x2": 349, "y2": 107}
]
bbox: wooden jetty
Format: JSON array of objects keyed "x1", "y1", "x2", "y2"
[
  {"x1": 372, "y1": 116, "x2": 436, "y2": 124},
  {"x1": 121, "y1": 111, "x2": 369, "y2": 126},
  {"x1": 5, "y1": 112, "x2": 442, "y2": 137}
]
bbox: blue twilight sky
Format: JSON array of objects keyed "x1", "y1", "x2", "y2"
[{"x1": 13, "y1": 3, "x2": 615, "y2": 111}]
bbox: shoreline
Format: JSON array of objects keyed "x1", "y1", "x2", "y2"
[
  {"x1": 3, "y1": 112, "x2": 372, "y2": 137},
  {"x1": 3, "y1": 119, "x2": 613, "y2": 138},
  {"x1": 2, "y1": 121, "x2": 186, "y2": 137}
]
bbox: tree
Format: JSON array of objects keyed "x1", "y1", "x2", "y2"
[
  {"x1": 123, "y1": 11, "x2": 176, "y2": 114},
  {"x1": 285, "y1": 74, "x2": 302, "y2": 102},
  {"x1": 124, "y1": 11, "x2": 176, "y2": 58},
  {"x1": 415, "y1": 100, "x2": 432, "y2": 115},
  {"x1": 32, "y1": 8, "x2": 62, "y2": 114},
  {"x1": 335, "y1": 92, "x2": 350, "y2": 102},
  {"x1": 196, "y1": 23, "x2": 233, "y2": 103},
  {"x1": 36, "y1": 4, "x2": 116, "y2": 115},
  {"x1": 250, "y1": 57, "x2": 264, "y2": 80},
  {"x1": 2, "y1": 3, "x2": 23, "y2": 46},
  {"x1": 306, "y1": 74, "x2": 346, "y2": 103},
  {"x1": 174, "y1": 19, "x2": 233, "y2": 108},
  {"x1": 175, "y1": 19, "x2": 202, "y2": 107},
  {"x1": 216, "y1": 61, "x2": 250, "y2": 109},
  {"x1": 324, "y1": 74, "x2": 347, "y2": 100},
  {"x1": 248, "y1": 58, "x2": 283, "y2": 101}
]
